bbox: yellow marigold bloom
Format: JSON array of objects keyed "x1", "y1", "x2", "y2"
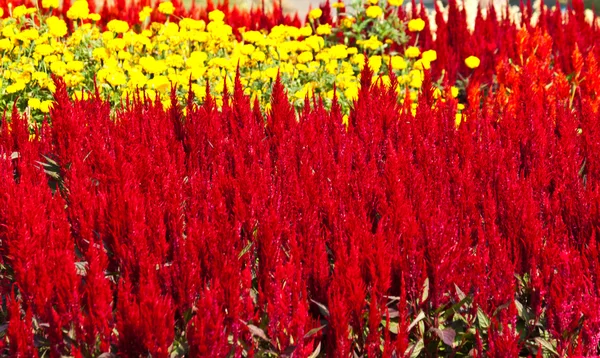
[
  {"x1": 50, "y1": 61, "x2": 67, "y2": 76},
  {"x1": 405, "y1": 46, "x2": 420, "y2": 58},
  {"x1": 0, "y1": 8, "x2": 3, "y2": 17},
  {"x1": 356, "y1": 36, "x2": 382, "y2": 50},
  {"x1": 413, "y1": 59, "x2": 430, "y2": 70},
  {"x1": 67, "y1": 0, "x2": 90, "y2": 20},
  {"x1": 13, "y1": 5, "x2": 28, "y2": 18},
  {"x1": 389, "y1": 0, "x2": 403, "y2": 6},
  {"x1": 344, "y1": 84, "x2": 359, "y2": 101},
  {"x1": 208, "y1": 9, "x2": 225, "y2": 22},
  {"x1": 139, "y1": 7, "x2": 152, "y2": 22},
  {"x1": 297, "y1": 51, "x2": 313, "y2": 63},
  {"x1": 329, "y1": 44, "x2": 348, "y2": 59},
  {"x1": 42, "y1": 0, "x2": 59, "y2": 9},
  {"x1": 391, "y1": 55, "x2": 407, "y2": 70},
  {"x1": 368, "y1": 0, "x2": 378, "y2": 4},
  {"x1": 251, "y1": 50, "x2": 266, "y2": 62},
  {"x1": 369, "y1": 55, "x2": 382, "y2": 73},
  {"x1": 465, "y1": 55, "x2": 480, "y2": 69},
  {"x1": 106, "y1": 71, "x2": 127, "y2": 87},
  {"x1": 332, "y1": 1, "x2": 345, "y2": 8},
  {"x1": 455, "y1": 113, "x2": 463, "y2": 127},
  {"x1": 408, "y1": 18, "x2": 425, "y2": 32},
  {"x1": 316, "y1": 24, "x2": 332, "y2": 35},
  {"x1": 240, "y1": 43, "x2": 255, "y2": 55},
  {"x1": 28, "y1": 98, "x2": 41, "y2": 109},
  {"x1": 17, "y1": 28, "x2": 40, "y2": 41},
  {"x1": 148, "y1": 75, "x2": 170, "y2": 91},
  {"x1": 92, "y1": 47, "x2": 109, "y2": 61},
  {"x1": 6, "y1": 80, "x2": 26, "y2": 94},
  {"x1": 451, "y1": 86, "x2": 459, "y2": 98},
  {"x1": 341, "y1": 17, "x2": 354, "y2": 28},
  {"x1": 40, "y1": 100, "x2": 54, "y2": 113},
  {"x1": 304, "y1": 35, "x2": 324, "y2": 51},
  {"x1": 0, "y1": 38, "x2": 13, "y2": 51},
  {"x1": 107, "y1": 20, "x2": 129, "y2": 33},
  {"x1": 308, "y1": 8, "x2": 322, "y2": 20},
  {"x1": 299, "y1": 26, "x2": 313, "y2": 37},
  {"x1": 422, "y1": 49, "x2": 437, "y2": 62},
  {"x1": 366, "y1": 5, "x2": 383, "y2": 18},
  {"x1": 66, "y1": 60, "x2": 85, "y2": 72},
  {"x1": 158, "y1": 1, "x2": 175, "y2": 15},
  {"x1": 46, "y1": 16, "x2": 68, "y2": 37}
]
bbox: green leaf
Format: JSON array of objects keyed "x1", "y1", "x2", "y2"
[
  {"x1": 405, "y1": 339, "x2": 424, "y2": 358},
  {"x1": 407, "y1": 311, "x2": 426, "y2": 332},
  {"x1": 455, "y1": 284, "x2": 466, "y2": 301},
  {"x1": 381, "y1": 319, "x2": 399, "y2": 334},
  {"x1": 534, "y1": 337, "x2": 559, "y2": 356},
  {"x1": 304, "y1": 324, "x2": 327, "y2": 339},
  {"x1": 477, "y1": 308, "x2": 491, "y2": 330},
  {"x1": 238, "y1": 241, "x2": 253, "y2": 259},
  {"x1": 442, "y1": 295, "x2": 472, "y2": 320},
  {"x1": 307, "y1": 342, "x2": 321, "y2": 358},
  {"x1": 421, "y1": 278, "x2": 429, "y2": 303},
  {"x1": 248, "y1": 324, "x2": 270, "y2": 341},
  {"x1": 310, "y1": 299, "x2": 330, "y2": 318}
]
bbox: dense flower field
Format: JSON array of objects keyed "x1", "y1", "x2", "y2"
[{"x1": 2, "y1": 0, "x2": 600, "y2": 356}]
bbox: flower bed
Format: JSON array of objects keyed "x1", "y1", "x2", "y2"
[{"x1": 1, "y1": 0, "x2": 600, "y2": 356}]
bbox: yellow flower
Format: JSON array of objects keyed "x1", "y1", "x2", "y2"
[
  {"x1": 368, "y1": 0, "x2": 378, "y2": 4},
  {"x1": 67, "y1": 0, "x2": 90, "y2": 20},
  {"x1": 28, "y1": 98, "x2": 41, "y2": 109},
  {"x1": 42, "y1": 0, "x2": 59, "y2": 9},
  {"x1": 0, "y1": 38, "x2": 13, "y2": 51},
  {"x1": 13, "y1": 5, "x2": 29, "y2": 18},
  {"x1": 366, "y1": 5, "x2": 383, "y2": 18},
  {"x1": 67, "y1": 60, "x2": 85, "y2": 72},
  {"x1": 465, "y1": 56, "x2": 480, "y2": 69},
  {"x1": 422, "y1": 49, "x2": 437, "y2": 62},
  {"x1": 413, "y1": 59, "x2": 430, "y2": 70},
  {"x1": 341, "y1": 17, "x2": 354, "y2": 28},
  {"x1": 297, "y1": 51, "x2": 313, "y2": 63},
  {"x1": 251, "y1": 50, "x2": 266, "y2": 62},
  {"x1": 316, "y1": 24, "x2": 332, "y2": 35},
  {"x1": 389, "y1": 0, "x2": 403, "y2": 6},
  {"x1": 332, "y1": 1, "x2": 345, "y2": 8},
  {"x1": 299, "y1": 26, "x2": 313, "y2": 37},
  {"x1": 308, "y1": 8, "x2": 322, "y2": 20},
  {"x1": 455, "y1": 113, "x2": 463, "y2": 127},
  {"x1": 304, "y1": 35, "x2": 324, "y2": 51},
  {"x1": 391, "y1": 55, "x2": 407, "y2": 70},
  {"x1": 139, "y1": 6, "x2": 153, "y2": 22},
  {"x1": 106, "y1": 71, "x2": 127, "y2": 87},
  {"x1": 88, "y1": 13, "x2": 101, "y2": 21},
  {"x1": 329, "y1": 44, "x2": 348, "y2": 59},
  {"x1": 369, "y1": 55, "x2": 382, "y2": 73},
  {"x1": 107, "y1": 20, "x2": 129, "y2": 33},
  {"x1": 46, "y1": 16, "x2": 68, "y2": 37},
  {"x1": 408, "y1": 18, "x2": 425, "y2": 32},
  {"x1": 158, "y1": 1, "x2": 175, "y2": 15},
  {"x1": 356, "y1": 35, "x2": 383, "y2": 50},
  {"x1": 208, "y1": 9, "x2": 225, "y2": 22},
  {"x1": 6, "y1": 80, "x2": 26, "y2": 94},
  {"x1": 50, "y1": 61, "x2": 67, "y2": 76},
  {"x1": 40, "y1": 100, "x2": 54, "y2": 113},
  {"x1": 451, "y1": 86, "x2": 459, "y2": 98},
  {"x1": 405, "y1": 46, "x2": 420, "y2": 58}
]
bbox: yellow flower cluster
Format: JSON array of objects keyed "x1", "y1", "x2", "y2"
[{"x1": 0, "y1": 0, "x2": 460, "y2": 119}]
